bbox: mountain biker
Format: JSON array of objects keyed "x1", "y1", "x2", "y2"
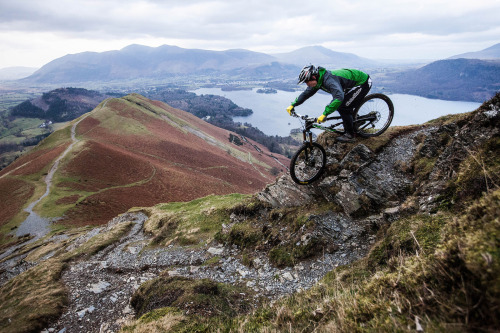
[{"x1": 286, "y1": 65, "x2": 372, "y2": 143}]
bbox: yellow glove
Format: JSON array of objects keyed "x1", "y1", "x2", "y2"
[
  {"x1": 286, "y1": 105, "x2": 294, "y2": 115},
  {"x1": 317, "y1": 114, "x2": 326, "y2": 123}
]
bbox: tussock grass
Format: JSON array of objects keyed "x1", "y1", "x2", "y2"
[
  {"x1": 208, "y1": 189, "x2": 499, "y2": 333},
  {"x1": 121, "y1": 276, "x2": 256, "y2": 333},
  {"x1": 0, "y1": 220, "x2": 136, "y2": 333},
  {"x1": 424, "y1": 109, "x2": 475, "y2": 127},
  {"x1": 121, "y1": 308, "x2": 186, "y2": 333},
  {"x1": 434, "y1": 136, "x2": 500, "y2": 212},
  {"x1": 217, "y1": 201, "x2": 342, "y2": 268},
  {"x1": 139, "y1": 194, "x2": 251, "y2": 247},
  {"x1": 0, "y1": 259, "x2": 67, "y2": 333}
]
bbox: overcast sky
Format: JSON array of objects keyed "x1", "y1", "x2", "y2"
[{"x1": 1, "y1": 0, "x2": 499, "y2": 68}]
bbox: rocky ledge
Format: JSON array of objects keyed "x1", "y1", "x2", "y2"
[{"x1": 1, "y1": 95, "x2": 499, "y2": 333}]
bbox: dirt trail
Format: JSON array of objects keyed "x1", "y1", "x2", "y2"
[
  {"x1": 44, "y1": 210, "x2": 373, "y2": 333},
  {"x1": 15, "y1": 102, "x2": 107, "y2": 240}
]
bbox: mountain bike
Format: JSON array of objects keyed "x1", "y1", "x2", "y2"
[{"x1": 289, "y1": 93, "x2": 394, "y2": 185}]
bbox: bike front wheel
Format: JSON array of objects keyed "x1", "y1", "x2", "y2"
[
  {"x1": 290, "y1": 142, "x2": 327, "y2": 185},
  {"x1": 354, "y1": 93, "x2": 394, "y2": 137}
]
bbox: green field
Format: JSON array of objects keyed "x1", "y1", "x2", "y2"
[
  {"x1": 0, "y1": 91, "x2": 38, "y2": 113},
  {"x1": 0, "y1": 117, "x2": 47, "y2": 141},
  {"x1": 0, "y1": 114, "x2": 68, "y2": 169}
]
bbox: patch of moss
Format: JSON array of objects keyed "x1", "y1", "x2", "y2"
[
  {"x1": 143, "y1": 194, "x2": 251, "y2": 247},
  {"x1": 140, "y1": 307, "x2": 179, "y2": 322},
  {"x1": 130, "y1": 276, "x2": 255, "y2": 320},
  {"x1": 227, "y1": 223, "x2": 261, "y2": 248},
  {"x1": 268, "y1": 235, "x2": 328, "y2": 268},
  {"x1": 269, "y1": 246, "x2": 294, "y2": 268},
  {"x1": 367, "y1": 214, "x2": 446, "y2": 269},
  {"x1": 176, "y1": 235, "x2": 198, "y2": 246},
  {"x1": 120, "y1": 307, "x2": 186, "y2": 332},
  {"x1": 412, "y1": 156, "x2": 437, "y2": 182},
  {"x1": 203, "y1": 256, "x2": 220, "y2": 266}
]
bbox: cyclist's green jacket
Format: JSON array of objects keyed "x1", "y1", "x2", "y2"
[{"x1": 292, "y1": 67, "x2": 369, "y2": 116}]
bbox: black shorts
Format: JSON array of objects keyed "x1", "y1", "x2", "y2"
[{"x1": 339, "y1": 76, "x2": 372, "y2": 112}]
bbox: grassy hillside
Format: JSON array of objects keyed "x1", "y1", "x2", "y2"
[
  {"x1": 193, "y1": 190, "x2": 498, "y2": 332},
  {"x1": 0, "y1": 87, "x2": 115, "y2": 170},
  {"x1": 119, "y1": 97, "x2": 500, "y2": 332},
  {"x1": 1, "y1": 94, "x2": 498, "y2": 333},
  {"x1": 0, "y1": 94, "x2": 288, "y2": 242},
  {"x1": 117, "y1": 189, "x2": 499, "y2": 332}
]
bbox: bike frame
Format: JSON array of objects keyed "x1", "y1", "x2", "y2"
[
  {"x1": 295, "y1": 114, "x2": 345, "y2": 146},
  {"x1": 289, "y1": 94, "x2": 393, "y2": 185},
  {"x1": 296, "y1": 112, "x2": 379, "y2": 144}
]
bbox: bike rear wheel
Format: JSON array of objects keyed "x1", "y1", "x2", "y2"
[
  {"x1": 354, "y1": 93, "x2": 394, "y2": 137},
  {"x1": 290, "y1": 142, "x2": 326, "y2": 185}
]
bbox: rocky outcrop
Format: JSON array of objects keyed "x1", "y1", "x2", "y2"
[
  {"x1": 1, "y1": 93, "x2": 499, "y2": 333},
  {"x1": 258, "y1": 131, "x2": 425, "y2": 217},
  {"x1": 258, "y1": 94, "x2": 500, "y2": 218},
  {"x1": 417, "y1": 100, "x2": 500, "y2": 212}
]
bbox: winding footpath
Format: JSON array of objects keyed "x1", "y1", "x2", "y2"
[{"x1": 14, "y1": 104, "x2": 101, "y2": 240}]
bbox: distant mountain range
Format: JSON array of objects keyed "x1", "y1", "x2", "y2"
[
  {"x1": 20, "y1": 45, "x2": 384, "y2": 84},
  {"x1": 7, "y1": 42, "x2": 500, "y2": 102},
  {"x1": 0, "y1": 94, "x2": 288, "y2": 226},
  {"x1": 0, "y1": 66, "x2": 38, "y2": 81},
  {"x1": 379, "y1": 58, "x2": 500, "y2": 102},
  {"x1": 448, "y1": 43, "x2": 500, "y2": 60},
  {"x1": 22, "y1": 45, "x2": 293, "y2": 83},
  {"x1": 272, "y1": 46, "x2": 377, "y2": 68}
]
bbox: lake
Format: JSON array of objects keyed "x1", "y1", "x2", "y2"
[{"x1": 192, "y1": 88, "x2": 482, "y2": 137}]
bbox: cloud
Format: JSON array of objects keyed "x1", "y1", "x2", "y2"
[{"x1": 0, "y1": 0, "x2": 499, "y2": 67}]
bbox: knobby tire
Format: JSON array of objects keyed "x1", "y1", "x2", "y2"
[
  {"x1": 290, "y1": 142, "x2": 326, "y2": 185},
  {"x1": 354, "y1": 93, "x2": 394, "y2": 137}
]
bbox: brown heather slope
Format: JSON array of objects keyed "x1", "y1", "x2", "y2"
[
  {"x1": 0, "y1": 94, "x2": 288, "y2": 230},
  {"x1": 0, "y1": 137, "x2": 71, "y2": 234}
]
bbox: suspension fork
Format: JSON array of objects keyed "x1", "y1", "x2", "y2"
[
  {"x1": 302, "y1": 130, "x2": 313, "y2": 146},
  {"x1": 301, "y1": 129, "x2": 314, "y2": 162}
]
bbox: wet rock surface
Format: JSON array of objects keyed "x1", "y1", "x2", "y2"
[
  {"x1": 35, "y1": 210, "x2": 375, "y2": 333},
  {"x1": 4, "y1": 100, "x2": 498, "y2": 333},
  {"x1": 259, "y1": 128, "x2": 434, "y2": 217},
  {"x1": 1, "y1": 126, "x2": 423, "y2": 333}
]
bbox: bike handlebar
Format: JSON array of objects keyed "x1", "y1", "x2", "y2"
[{"x1": 290, "y1": 111, "x2": 317, "y2": 122}]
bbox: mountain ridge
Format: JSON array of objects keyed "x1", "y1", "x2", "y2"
[
  {"x1": 448, "y1": 42, "x2": 500, "y2": 59},
  {"x1": 272, "y1": 45, "x2": 378, "y2": 68},
  {"x1": 24, "y1": 44, "x2": 283, "y2": 83},
  {"x1": 20, "y1": 44, "x2": 387, "y2": 84},
  {"x1": 0, "y1": 94, "x2": 288, "y2": 229},
  {"x1": 14, "y1": 43, "x2": 499, "y2": 104},
  {"x1": 0, "y1": 93, "x2": 499, "y2": 332},
  {"x1": 378, "y1": 58, "x2": 500, "y2": 102}
]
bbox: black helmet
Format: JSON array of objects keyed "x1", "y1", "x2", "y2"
[{"x1": 297, "y1": 65, "x2": 318, "y2": 84}]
